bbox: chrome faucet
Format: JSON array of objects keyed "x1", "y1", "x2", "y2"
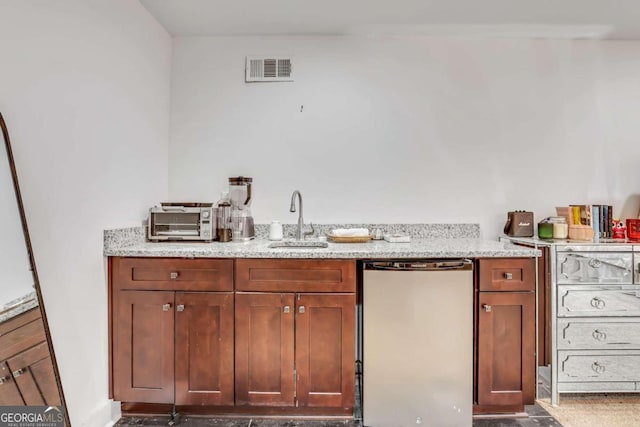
[{"x1": 289, "y1": 190, "x2": 314, "y2": 240}]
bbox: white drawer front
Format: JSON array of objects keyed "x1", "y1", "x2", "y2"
[
  {"x1": 558, "y1": 286, "x2": 640, "y2": 317},
  {"x1": 558, "y1": 350, "x2": 640, "y2": 383},
  {"x1": 558, "y1": 319, "x2": 640, "y2": 349},
  {"x1": 557, "y1": 252, "x2": 633, "y2": 285}
]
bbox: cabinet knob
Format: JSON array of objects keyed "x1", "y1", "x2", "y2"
[
  {"x1": 0, "y1": 375, "x2": 10, "y2": 385},
  {"x1": 299, "y1": 306, "x2": 305, "y2": 314},
  {"x1": 170, "y1": 271, "x2": 179, "y2": 280},
  {"x1": 592, "y1": 362, "x2": 606, "y2": 374},
  {"x1": 12, "y1": 368, "x2": 24, "y2": 378},
  {"x1": 283, "y1": 306, "x2": 290, "y2": 313},
  {"x1": 503, "y1": 272, "x2": 513, "y2": 280},
  {"x1": 592, "y1": 329, "x2": 607, "y2": 341},
  {"x1": 590, "y1": 297, "x2": 606, "y2": 309},
  {"x1": 483, "y1": 304, "x2": 492, "y2": 313},
  {"x1": 162, "y1": 303, "x2": 172, "y2": 311},
  {"x1": 176, "y1": 304, "x2": 185, "y2": 312}
]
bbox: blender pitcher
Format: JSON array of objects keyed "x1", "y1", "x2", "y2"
[{"x1": 228, "y1": 176, "x2": 255, "y2": 241}]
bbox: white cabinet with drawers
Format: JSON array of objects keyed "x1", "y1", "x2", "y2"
[{"x1": 554, "y1": 245, "x2": 640, "y2": 401}]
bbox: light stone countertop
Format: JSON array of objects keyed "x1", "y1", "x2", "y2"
[
  {"x1": 105, "y1": 236, "x2": 539, "y2": 259},
  {"x1": 0, "y1": 291, "x2": 38, "y2": 324},
  {"x1": 502, "y1": 235, "x2": 639, "y2": 247}
]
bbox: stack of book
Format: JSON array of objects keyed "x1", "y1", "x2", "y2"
[{"x1": 557, "y1": 205, "x2": 613, "y2": 239}]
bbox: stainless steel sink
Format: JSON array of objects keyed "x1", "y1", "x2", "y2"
[{"x1": 268, "y1": 240, "x2": 328, "y2": 249}]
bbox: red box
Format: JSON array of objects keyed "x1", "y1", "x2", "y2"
[{"x1": 627, "y1": 219, "x2": 640, "y2": 241}]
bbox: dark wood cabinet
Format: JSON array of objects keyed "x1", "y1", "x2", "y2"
[
  {"x1": 113, "y1": 290, "x2": 175, "y2": 403},
  {"x1": 235, "y1": 292, "x2": 355, "y2": 410},
  {"x1": 175, "y1": 292, "x2": 234, "y2": 406},
  {"x1": 110, "y1": 257, "x2": 354, "y2": 415},
  {"x1": 295, "y1": 293, "x2": 355, "y2": 409},
  {"x1": 110, "y1": 258, "x2": 235, "y2": 406},
  {"x1": 0, "y1": 308, "x2": 60, "y2": 406},
  {"x1": 235, "y1": 293, "x2": 295, "y2": 406},
  {"x1": 235, "y1": 259, "x2": 356, "y2": 412},
  {"x1": 475, "y1": 258, "x2": 536, "y2": 414}
]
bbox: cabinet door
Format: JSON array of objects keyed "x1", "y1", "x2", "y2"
[
  {"x1": 295, "y1": 293, "x2": 355, "y2": 409},
  {"x1": 113, "y1": 290, "x2": 174, "y2": 403},
  {"x1": 235, "y1": 293, "x2": 295, "y2": 406},
  {"x1": 0, "y1": 362, "x2": 24, "y2": 405},
  {"x1": 477, "y1": 292, "x2": 535, "y2": 407},
  {"x1": 6, "y1": 342, "x2": 60, "y2": 405},
  {"x1": 175, "y1": 292, "x2": 234, "y2": 405}
]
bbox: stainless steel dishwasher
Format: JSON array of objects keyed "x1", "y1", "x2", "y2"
[{"x1": 363, "y1": 259, "x2": 473, "y2": 427}]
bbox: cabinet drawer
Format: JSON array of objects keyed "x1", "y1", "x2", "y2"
[
  {"x1": 112, "y1": 257, "x2": 233, "y2": 291},
  {"x1": 556, "y1": 252, "x2": 633, "y2": 285},
  {"x1": 477, "y1": 258, "x2": 535, "y2": 292},
  {"x1": 235, "y1": 259, "x2": 356, "y2": 292},
  {"x1": 0, "y1": 310, "x2": 46, "y2": 362},
  {"x1": 558, "y1": 318, "x2": 640, "y2": 349},
  {"x1": 557, "y1": 350, "x2": 640, "y2": 383},
  {"x1": 557, "y1": 286, "x2": 640, "y2": 317}
]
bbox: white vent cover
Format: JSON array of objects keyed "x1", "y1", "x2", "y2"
[{"x1": 245, "y1": 56, "x2": 293, "y2": 82}]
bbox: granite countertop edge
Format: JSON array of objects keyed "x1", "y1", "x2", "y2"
[{"x1": 104, "y1": 238, "x2": 540, "y2": 259}]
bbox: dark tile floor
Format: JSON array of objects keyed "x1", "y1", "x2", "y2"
[{"x1": 117, "y1": 369, "x2": 562, "y2": 427}]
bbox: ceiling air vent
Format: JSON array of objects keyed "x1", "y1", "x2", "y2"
[{"x1": 245, "y1": 56, "x2": 293, "y2": 82}]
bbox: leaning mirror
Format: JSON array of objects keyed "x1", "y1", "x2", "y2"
[{"x1": 0, "y1": 112, "x2": 69, "y2": 424}]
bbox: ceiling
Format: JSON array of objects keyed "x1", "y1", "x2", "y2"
[{"x1": 139, "y1": 0, "x2": 640, "y2": 39}]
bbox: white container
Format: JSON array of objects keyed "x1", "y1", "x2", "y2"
[{"x1": 269, "y1": 220, "x2": 284, "y2": 241}]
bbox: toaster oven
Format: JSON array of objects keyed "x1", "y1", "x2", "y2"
[{"x1": 148, "y1": 203, "x2": 215, "y2": 242}]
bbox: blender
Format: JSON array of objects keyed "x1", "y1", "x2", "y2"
[{"x1": 228, "y1": 176, "x2": 255, "y2": 241}]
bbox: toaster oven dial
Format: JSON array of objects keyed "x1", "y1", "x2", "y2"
[{"x1": 202, "y1": 210, "x2": 210, "y2": 218}]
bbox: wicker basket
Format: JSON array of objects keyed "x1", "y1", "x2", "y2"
[{"x1": 326, "y1": 234, "x2": 373, "y2": 243}]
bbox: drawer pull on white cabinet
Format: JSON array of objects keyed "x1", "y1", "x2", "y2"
[
  {"x1": 483, "y1": 304, "x2": 492, "y2": 313},
  {"x1": 503, "y1": 272, "x2": 513, "y2": 280},
  {"x1": 592, "y1": 362, "x2": 606, "y2": 374},
  {"x1": 592, "y1": 329, "x2": 607, "y2": 341},
  {"x1": 590, "y1": 297, "x2": 606, "y2": 309}
]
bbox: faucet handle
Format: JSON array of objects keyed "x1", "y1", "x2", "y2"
[{"x1": 304, "y1": 222, "x2": 315, "y2": 238}]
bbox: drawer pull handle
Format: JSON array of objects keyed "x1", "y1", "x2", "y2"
[
  {"x1": 592, "y1": 329, "x2": 607, "y2": 341},
  {"x1": 299, "y1": 306, "x2": 305, "y2": 314},
  {"x1": 176, "y1": 304, "x2": 185, "y2": 312},
  {"x1": 162, "y1": 303, "x2": 171, "y2": 311},
  {"x1": 12, "y1": 368, "x2": 24, "y2": 378},
  {"x1": 170, "y1": 272, "x2": 179, "y2": 280},
  {"x1": 0, "y1": 375, "x2": 10, "y2": 384},
  {"x1": 483, "y1": 304, "x2": 492, "y2": 313},
  {"x1": 503, "y1": 272, "x2": 513, "y2": 280},
  {"x1": 590, "y1": 297, "x2": 606, "y2": 309},
  {"x1": 283, "y1": 306, "x2": 290, "y2": 313},
  {"x1": 592, "y1": 362, "x2": 606, "y2": 374},
  {"x1": 588, "y1": 258, "x2": 602, "y2": 268}
]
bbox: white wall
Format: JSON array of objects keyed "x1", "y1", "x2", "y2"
[
  {"x1": 0, "y1": 137, "x2": 33, "y2": 305},
  {"x1": 170, "y1": 36, "x2": 640, "y2": 237},
  {"x1": 0, "y1": 1, "x2": 171, "y2": 425}
]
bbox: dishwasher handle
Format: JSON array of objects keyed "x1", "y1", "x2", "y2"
[{"x1": 365, "y1": 259, "x2": 473, "y2": 271}]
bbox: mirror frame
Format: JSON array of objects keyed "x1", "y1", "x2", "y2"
[{"x1": 1, "y1": 112, "x2": 70, "y2": 425}]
